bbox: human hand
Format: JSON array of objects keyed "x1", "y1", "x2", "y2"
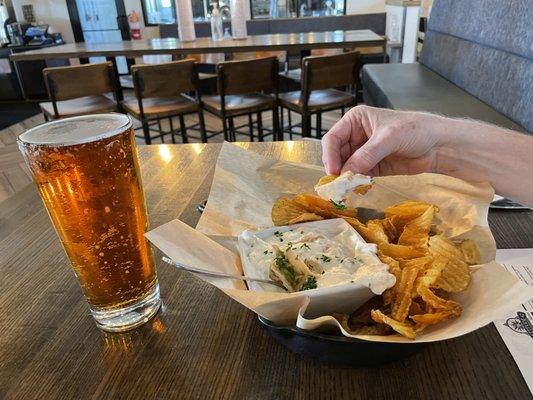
[{"x1": 322, "y1": 106, "x2": 446, "y2": 176}]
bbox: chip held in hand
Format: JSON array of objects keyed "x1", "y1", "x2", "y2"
[{"x1": 314, "y1": 171, "x2": 373, "y2": 203}]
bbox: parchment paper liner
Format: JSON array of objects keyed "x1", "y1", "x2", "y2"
[{"x1": 146, "y1": 143, "x2": 533, "y2": 343}]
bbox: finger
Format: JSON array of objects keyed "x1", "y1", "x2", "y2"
[
  {"x1": 322, "y1": 131, "x2": 343, "y2": 174},
  {"x1": 322, "y1": 109, "x2": 367, "y2": 174},
  {"x1": 339, "y1": 142, "x2": 353, "y2": 164},
  {"x1": 341, "y1": 136, "x2": 396, "y2": 175}
]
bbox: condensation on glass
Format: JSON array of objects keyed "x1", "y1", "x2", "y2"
[{"x1": 18, "y1": 114, "x2": 161, "y2": 332}]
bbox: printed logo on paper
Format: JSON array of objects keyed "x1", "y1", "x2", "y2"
[{"x1": 504, "y1": 312, "x2": 533, "y2": 339}]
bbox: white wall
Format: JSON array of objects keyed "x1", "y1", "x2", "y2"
[
  {"x1": 11, "y1": 0, "x2": 75, "y2": 43},
  {"x1": 346, "y1": 0, "x2": 386, "y2": 15},
  {"x1": 10, "y1": 0, "x2": 157, "y2": 43}
]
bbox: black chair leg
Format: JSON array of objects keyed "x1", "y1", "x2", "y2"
[
  {"x1": 43, "y1": 113, "x2": 49, "y2": 122},
  {"x1": 248, "y1": 113, "x2": 254, "y2": 142},
  {"x1": 179, "y1": 114, "x2": 188, "y2": 143},
  {"x1": 279, "y1": 106, "x2": 284, "y2": 140},
  {"x1": 198, "y1": 109, "x2": 207, "y2": 143},
  {"x1": 169, "y1": 117, "x2": 176, "y2": 144},
  {"x1": 228, "y1": 116, "x2": 236, "y2": 142},
  {"x1": 288, "y1": 110, "x2": 293, "y2": 140},
  {"x1": 158, "y1": 119, "x2": 164, "y2": 143},
  {"x1": 257, "y1": 111, "x2": 263, "y2": 142},
  {"x1": 272, "y1": 106, "x2": 281, "y2": 141},
  {"x1": 341, "y1": 107, "x2": 345, "y2": 117},
  {"x1": 222, "y1": 117, "x2": 230, "y2": 141},
  {"x1": 302, "y1": 114, "x2": 311, "y2": 137},
  {"x1": 142, "y1": 120, "x2": 151, "y2": 145},
  {"x1": 316, "y1": 112, "x2": 322, "y2": 139}
]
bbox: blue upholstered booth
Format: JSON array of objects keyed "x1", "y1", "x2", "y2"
[{"x1": 362, "y1": 0, "x2": 532, "y2": 132}]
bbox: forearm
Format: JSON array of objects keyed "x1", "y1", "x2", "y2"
[{"x1": 434, "y1": 118, "x2": 533, "y2": 206}]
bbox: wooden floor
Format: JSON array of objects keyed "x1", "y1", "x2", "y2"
[{"x1": 0, "y1": 107, "x2": 342, "y2": 203}]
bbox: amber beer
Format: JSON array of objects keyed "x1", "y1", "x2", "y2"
[{"x1": 18, "y1": 114, "x2": 160, "y2": 332}]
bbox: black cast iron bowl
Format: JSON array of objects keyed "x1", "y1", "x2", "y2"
[{"x1": 258, "y1": 316, "x2": 427, "y2": 366}]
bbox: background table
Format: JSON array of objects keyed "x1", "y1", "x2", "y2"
[
  {"x1": 1, "y1": 142, "x2": 532, "y2": 400},
  {"x1": 9, "y1": 30, "x2": 385, "y2": 61},
  {"x1": 8, "y1": 30, "x2": 385, "y2": 102}
]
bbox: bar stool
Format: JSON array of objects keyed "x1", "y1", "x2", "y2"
[
  {"x1": 279, "y1": 50, "x2": 341, "y2": 86},
  {"x1": 40, "y1": 62, "x2": 119, "y2": 121},
  {"x1": 121, "y1": 60, "x2": 207, "y2": 145},
  {"x1": 200, "y1": 56, "x2": 280, "y2": 142},
  {"x1": 279, "y1": 47, "x2": 381, "y2": 87},
  {"x1": 186, "y1": 53, "x2": 221, "y2": 94},
  {"x1": 279, "y1": 51, "x2": 359, "y2": 138}
]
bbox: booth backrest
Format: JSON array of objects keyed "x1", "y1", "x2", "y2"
[{"x1": 420, "y1": 0, "x2": 532, "y2": 131}]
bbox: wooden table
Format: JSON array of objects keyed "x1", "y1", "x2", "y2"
[
  {"x1": 9, "y1": 30, "x2": 385, "y2": 101},
  {"x1": 1, "y1": 142, "x2": 532, "y2": 400}
]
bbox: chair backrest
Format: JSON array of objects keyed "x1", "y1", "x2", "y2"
[
  {"x1": 301, "y1": 51, "x2": 359, "y2": 93},
  {"x1": 43, "y1": 62, "x2": 116, "y2": 101},
  {"x1": 216, "y1": 56, "x2": 278, "y2": 96},
  {"x1": 131, "y1": 59, "x2": 197, "y2": 99}
]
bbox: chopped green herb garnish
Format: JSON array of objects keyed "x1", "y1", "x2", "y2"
[
  {"x1": 286, "y1": 242, "x2": 293, "y2": 251},
  {"x1": 320, "y1": 254, "x2": 331, "y2": 262},
  {"x1": 263, "y1": 250, "x2": 269, "y2": 254},
  {"x1": 275, "y1": 255, "x2": 296, "y2": 284},
  {"x1": 329, "y1": 199, "x2": 346, "y2": 210},
  {"x1": 300, "y1": 231, "x2": 305, "y2": 234},
  {"x1": 279, "y1": 238, "x2": 284, "y2": 242},
  {"x1": 274, "y1": 231, "x2": 283, "y2": 237},
  {"x1": 301, "y1": 243, "x2": 310, "y2": 250},
  {"x1": 300, "y1": 276, "x2": 317, "y2": 291}
]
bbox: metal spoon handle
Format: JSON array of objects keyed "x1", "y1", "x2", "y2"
[{"x1": 162, "y1": 257, "x2": 284, "y2": 289}]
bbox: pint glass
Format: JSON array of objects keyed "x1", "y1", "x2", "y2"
[{"x1": 18, "y1": 114, "x2": 160, "y2": 332}]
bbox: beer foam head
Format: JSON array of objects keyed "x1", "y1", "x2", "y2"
[{"x1": 18, "y1": 114, "x2": 132, "y2": 146}]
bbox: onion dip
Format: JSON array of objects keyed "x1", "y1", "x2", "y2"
[{"x1": 238, "y1": 220, "x2": 395, "y2": 294}]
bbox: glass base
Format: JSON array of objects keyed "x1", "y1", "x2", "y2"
[{"x1": 90, "y1": 284, "x2": 161, "y2": 332}]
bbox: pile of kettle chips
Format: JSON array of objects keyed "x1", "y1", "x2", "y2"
[{"x1": 271, "y1": 174, "x2": 480, "y2": 339}]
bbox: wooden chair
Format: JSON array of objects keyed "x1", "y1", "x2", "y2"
[
  {"x1": 279, "y1": 47, "x2": 382, "y2": 86},
  {"x1": 185, "y1": 54, "x2": 220, "y2": 95},
  {"x1": 279, "y1": 52, "x2": 359, "y2": 138},
  {"x1": 40, "y1": 62, "x2": 119, "y2": 121},
  {"x1": 200, "y1": 56, "x2": 280, "y2": 142},
  {"x1": 121, "y1": 60, "x2": 207, "y2": 144},
  {"x1": 280, "y1": 49, "x2": 344, "y2": 85}
]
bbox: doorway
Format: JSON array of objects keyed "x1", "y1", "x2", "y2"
[{"x1": 66, "y1": 0, "x2": 130, "y2": 74}]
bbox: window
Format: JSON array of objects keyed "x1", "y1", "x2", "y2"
[
  {"x1": 194, "y1": 0, "x2": 232, "y2": 21},
  {"x1": 250, "y1": 0, "x2": 345, "y2": 19},
  {"x1": 141, "y1": 0, "x2": 229, "y2": 24},
  {"x1": 141, "y1": 0, "x2": 345, "y2": 25},
  {"x1": 298, "y1": 0, "x2": 346, "y2": 17},
  {"x1": 141, "y1": 0, "x2": 177, "y2": 25}
]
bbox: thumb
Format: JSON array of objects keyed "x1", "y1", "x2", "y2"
[{"x1": 341, "y1": 137, "x2": 394, "y2": 174}]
